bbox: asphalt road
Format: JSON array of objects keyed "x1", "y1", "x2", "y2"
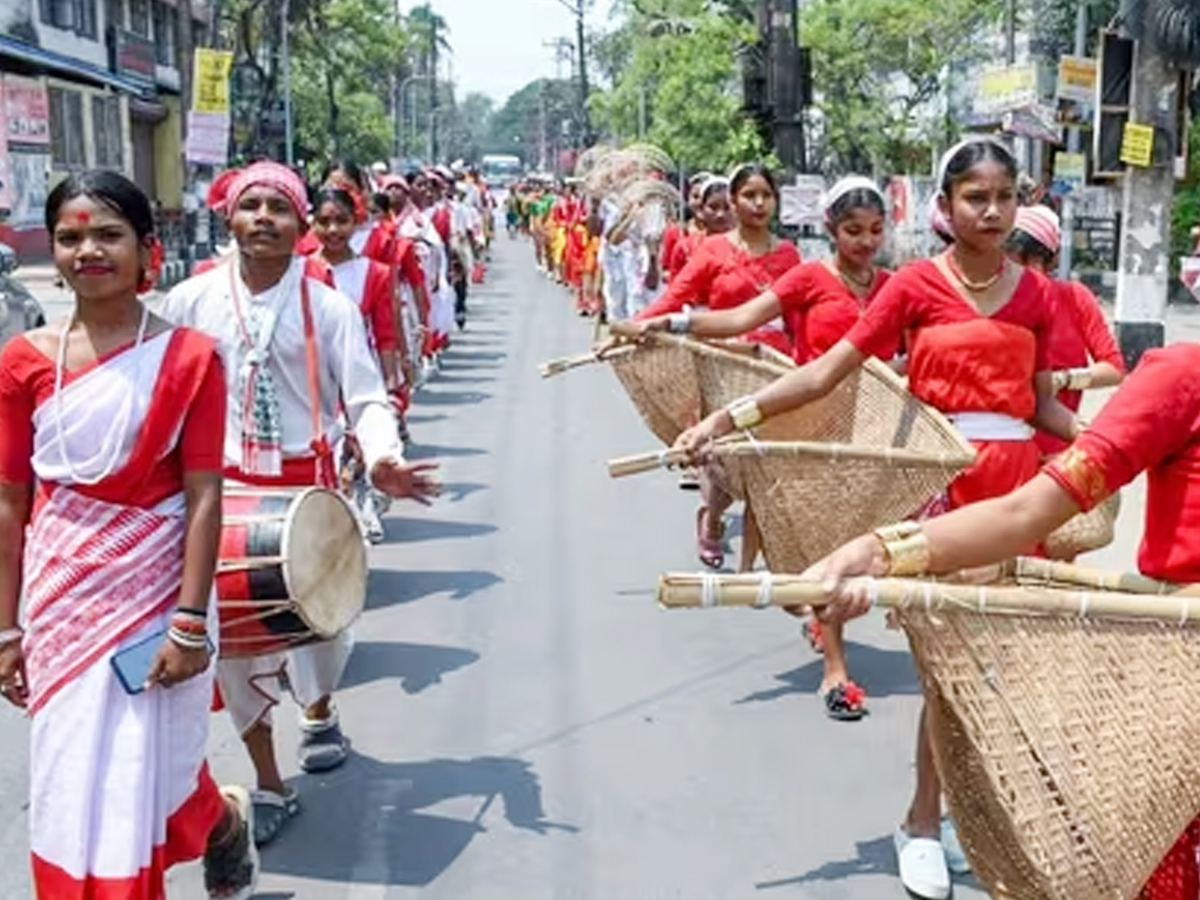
[{"x1": 0, "y1": 239, "x2": 1174, "y2": 899}]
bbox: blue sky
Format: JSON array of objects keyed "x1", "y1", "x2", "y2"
[{"x1": 398, "y1": 0, "x2": 610, "y2": 105}]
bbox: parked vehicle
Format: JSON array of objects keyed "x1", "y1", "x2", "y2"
[{"x1": 0, "y1": 242, "x2": 46, "y2": 345}]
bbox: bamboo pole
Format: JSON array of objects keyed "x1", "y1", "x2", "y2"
[{"x1": 657, "y1": 568, "x2": 1200, "y2": 622}]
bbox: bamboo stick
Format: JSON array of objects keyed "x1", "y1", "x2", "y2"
[
  {"x1": 657, "y1": 570, "x2": 1200, "y2": 623},
  {"x1": 538, "y1": 344, "x2": 636, "y2": 378}
]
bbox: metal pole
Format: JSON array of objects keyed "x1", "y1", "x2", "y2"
[
  {"x1": 638, "y1": 85, "x2": 646, "y2": 139},
  {"x1": 574, "y1": 0, "x2": 592, "y2": 146},
  {"x1": 1058, "y1": 0, "x2": 1089, "y2": 280},
  {"x1": 281, "y1": 0, "x2": 294, "y2": 165}
]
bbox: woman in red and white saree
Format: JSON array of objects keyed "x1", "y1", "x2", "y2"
[
  {"x1": 812, "y1": 341, "x2": 1200, "y2": 900},
  {"x1": 676, "y1": 140, "x2": 1079, "y2": 900},
  {"x1": 0, "y1": 171, "x2": 257, "y2": 899}
]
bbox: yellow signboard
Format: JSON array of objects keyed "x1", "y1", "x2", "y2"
[
  {"x1": 1056, "y1": 55, "x2": 1097, "y2": 104},
  {"x1": 1120, "y1": 122, "x2": 1154, "y2": 168},
  {"x1": 193, "y1": 48, "x2": 234, "y2": 114},
  {"x1": 977, "y1": 65, "x2": 1038, "y2": 114}
]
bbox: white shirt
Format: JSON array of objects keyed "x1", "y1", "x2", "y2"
[{"x1": 158, "y1": 257, "x2": 404, "y2": 475}]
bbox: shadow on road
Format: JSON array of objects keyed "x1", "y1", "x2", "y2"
[
  {"x1": 733, "y1": 642, "x2": 920, "y2": 704},
  {"x1": 341, "y1": 640, "x2": 480, "y2": 693},
  {"x1": 366, "y1": 568, "x2": 503, "y2": 609},
  {"x1": 427, "y1": 373, "x2": 499, "y2": 385},
  {"x1": 412, "y1": 390, "x2": 492, "y2": 407},
  {"x1": 261, "y1": 754, "x2": 576, "y2": 886},
  {"x1": 438, "y1": 481, "x2": 490, "y2": 502},
  {"x1": 403, "y1": 441, "x2": 488, "y2": 460},
  {"x1": 383, "y1": 517, "x2": 498, "y2": 544},
  {"x1": 754, "y1": 834, "x2": 894, "y2": 889},
  {"x1": 443, "y1": 350, "x2": 507, "y2": 362}
]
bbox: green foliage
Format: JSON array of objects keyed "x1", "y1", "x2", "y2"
[
  {"x1": 1171, "y1": 116, "x2": 1200, "y2": 279},
  {"x1": 1029, "y1": 0, "x2": 1121, "y2": 57},
  {"x1": 800, "y1": 0, "x2": 1005, "y2": 175},
  {"x1": 590, "y1": 1, "x2": 768, "y2": 171}
]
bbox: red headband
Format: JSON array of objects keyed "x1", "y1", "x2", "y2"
[
  {"x1": 208, "y1": 161, "x2": 308, "y2": 220},
  {"x1": 1014, "y1": 205, "x2": 1061, "y2": 255}
]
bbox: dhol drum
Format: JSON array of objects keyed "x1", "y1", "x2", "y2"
[{"x1": 217, "y1": 487, "x2": 367, "y2": 657}]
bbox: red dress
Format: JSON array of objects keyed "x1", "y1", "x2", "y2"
[
  {"x1": 773, "y1": 261, "x2": 892, "y2": 363},
  {"x1": 1044, "y1": 344, "x2": 1200, "y2": 900},
  {"x1": 1035, "y1": 279, "x2": 1126, "y2": 455},
  {"x1": 666, "y1": 227, "x2": 704, "y2": 282},
  {"x1": 636, "y1": 234, "x2": 802, "y2": 356},
  {"x1": 847, "y1": 259, "x2": 1052, "y2": 509},
  {"x1": 661, "y1": 223, "x2": 681, "y2": 280}
]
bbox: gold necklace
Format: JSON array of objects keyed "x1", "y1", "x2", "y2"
[
  {"x1": 946, "y1": 252, "x2": 1006, "y2": 292},
  {"x1": 838, "y1": 265, "x2": 875, "y2": 289}
]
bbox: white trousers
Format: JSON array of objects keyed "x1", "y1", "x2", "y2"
[{"x1": 218, "y1": 629, "x2": 354, "y2": 735}]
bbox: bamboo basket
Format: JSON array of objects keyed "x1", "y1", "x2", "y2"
[
  {"x1": 540, "y1": 332, "x2": 795, "y2": 447},
  {"x1": 658, "y1": 558, "x2": 1200, "y2": 900},
  {"x1": 1045, "y1": 492, "x2": 1122, "y2": 560}
]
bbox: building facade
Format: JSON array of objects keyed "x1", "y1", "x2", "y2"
[{"x1": 0, "y1": 0, "x2": 205, "y2": 259}]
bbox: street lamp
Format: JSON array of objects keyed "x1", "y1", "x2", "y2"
[{"x1": 395, "y1": 73, "x2": 432, "y2": 161}]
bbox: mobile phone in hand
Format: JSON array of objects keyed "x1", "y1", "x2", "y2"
[{"x1": 110, "y1": 629, "x2": 213, "y2": 695}]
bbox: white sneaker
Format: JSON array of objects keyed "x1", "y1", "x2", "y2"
[
  {"x1": 894, "y1": 826, "x2": 950, "y2": 900},
  {"x1": 940, "y1": 816, "x2": 972, "y2": 875}
]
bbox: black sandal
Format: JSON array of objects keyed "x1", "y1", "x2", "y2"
[
  {"x1": 205, "y1": 786, "x2": 260, "y2": 900},
  {"x1": 823, "y1": 682, "x2": 868, "y2": 721}
]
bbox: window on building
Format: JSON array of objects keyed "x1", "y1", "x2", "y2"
[
  {"x1": 41, "y1": 0, "x2": 75, "y2": 29},
  {"x1": 92, "y1": 95, "x2": 123, "y2": 169},
  {"x1": 74, "y1": 0, "x2": 97, "y2": 38},
  {"x1": 49, "y1": 88, "x2": 87, "y2": 170},
  {"x1": 105, "y1": 0, "x2": 123, "y2": 32},
  {"x1": 152, "y1": 2, "x2": 177, "y2": 66},
  {"x1": 128, "y1": 0, "x2": 149, "y2": 35}
]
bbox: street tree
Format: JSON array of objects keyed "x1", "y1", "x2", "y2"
[
  {"x1": 800, "y1": 0, "x2": 1006, "y2": 175},
  {"x1": 590, "y1": 0, "x2": 768, "y2": 171}
]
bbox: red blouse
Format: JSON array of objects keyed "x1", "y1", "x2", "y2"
[
  {"x1": 847, "y1": 259, "x2": 1052, "y2": 418},
  {"x1": 773, "y1": 261, "x2": 892, "y2": 363},
  {"x1": 1045, "y1": 345, "x2": 1200, "y2": 583},
  {"x1": 846, "y1": 258, "x2": 1053, "y2": 509},
  {"x1": 0, "y1": 329, "x2": 226, "y2": 515},
  {"x1": 661, "y1": 223, "x2": 681, "y2": 279},
  {"x1": 665, "y1": 227, "x2": 703, "y2": 282},
  {"x1": 1036, "y1": 279, "x2": 1126, "y2": 455},
  {"x1": 637, "y1": 234, "x2": 801, "y2": 355}
]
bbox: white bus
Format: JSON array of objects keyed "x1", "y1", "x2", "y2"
[{"x1": 480, "y1": 154, "x2": 523, "y2": 189}]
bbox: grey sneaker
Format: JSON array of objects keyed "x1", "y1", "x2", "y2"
[{"x1": 298, "y1": 714, "x2": 349, "y2": 774}]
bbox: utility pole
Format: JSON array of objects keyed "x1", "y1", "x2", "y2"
[
  {"x1": 764, "y1": 0, "x2": 804, "y2": 176},
  {"x1": 555, "y1": 0, "x2": 592, "y2": 147},
  {"x1": 280, "y1": 0, "x2": 294, "y2": 166},
  {"x1": 1058, "y1": 0, "x2": 1089, "y2": 280},
  {"x1": 1113, "y1": 0, "x2": 1181, "y2": 366},
  {"x1": 429, "y1": 22, "x2": 439, "y2": 164}
]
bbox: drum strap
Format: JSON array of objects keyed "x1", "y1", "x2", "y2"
[{"x1": 300, "y1": 279, "x2": 337, "y2": 489}]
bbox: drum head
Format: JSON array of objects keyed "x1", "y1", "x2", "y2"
[{"x1": 282, "y1": 488, "x2": 368, "y2": 637}]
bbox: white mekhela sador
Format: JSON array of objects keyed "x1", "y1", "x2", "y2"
[{"x1": 18, "y1": 327, "x2": 226, "y2": 898}]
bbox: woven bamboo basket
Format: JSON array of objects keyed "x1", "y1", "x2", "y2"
[
  {"x1": 1045, "y1": 492, "x2": 1122, "y2": 560},
  {"x1": 714, "y1": 358, "x2": 973, "y2": 573},
  {"x1": 540, "y1": 333, "x2": 795, "y2": 447},
  {"x1": 658, "y1": 558, "x2": 1200, "y2": 900}
]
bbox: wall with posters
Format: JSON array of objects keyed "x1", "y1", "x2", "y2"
[{"x1": 0, "y1": 73, "x2": 52, "y2": 257}]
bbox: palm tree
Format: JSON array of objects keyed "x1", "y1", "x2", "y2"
[{"x1": 406, "y1": 3, "x2": 452, "y2": 161}]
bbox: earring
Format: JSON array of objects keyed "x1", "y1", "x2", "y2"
[{"x1": 139, "y1": 238, "x2": 164, "y2": 293}]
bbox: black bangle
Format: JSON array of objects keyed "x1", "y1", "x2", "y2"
[{"x1": 174, "y1": 606, "x2": 208, "y2": 618}]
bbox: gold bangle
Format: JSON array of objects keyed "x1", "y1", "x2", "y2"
[
  {"x1": 726, "y1": 396, "x2": 764, "y2": 431},
  {"x1": 873, "y1": 520, "x2": 922, "y2": 544},
  {"x1": 879, "y1": 533, "x2": 932, "y2": 577}
]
